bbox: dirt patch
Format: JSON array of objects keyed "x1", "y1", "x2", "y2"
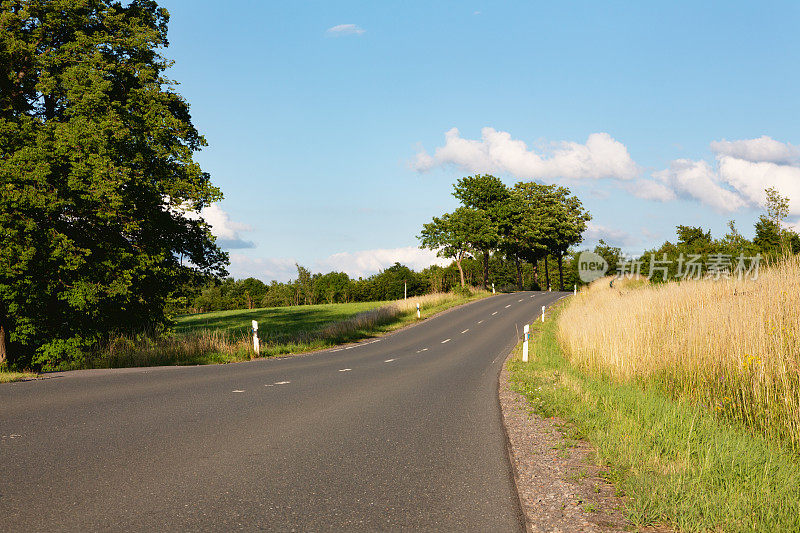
[{"x1": 500, "y1": 351, "x2": 667, "y2": 532}]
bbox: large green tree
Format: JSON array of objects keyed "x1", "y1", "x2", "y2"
[
  {"x1": 0, "y1": 0, "x2": 227, "y2": 369},
  {"x1": 452, "y1": 174, "x2": 509, "y2": 287},
  {"x1": 419, "y1": 206, "x2": 493, "y2": 287}
]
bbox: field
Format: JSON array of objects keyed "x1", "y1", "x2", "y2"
[
  {"x1": 93, "y1": 290, "x2": 489, "y2": 369},
  {"x1": 509, "y1": 258, "x2": 800, "y2": 531}
]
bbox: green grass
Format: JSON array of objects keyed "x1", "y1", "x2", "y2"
[
  {"x1": 173, "y1": 301, "x2": 389, "y2": 343},
  {"x1": 92, "y1": 291, "x2": 491, "y2": 369},
  {"x1": 0, "y1": 369, "x2": 37, "y2": 382},
  {"x1": 508, "y1": 303, "x2": 800, "y2": 532}
]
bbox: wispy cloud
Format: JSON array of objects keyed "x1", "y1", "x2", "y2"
[
  {"x1": 326, "y1": 24, "x2": 365, "y2": 37},
  {"x1": 200, "y1": 204, "x2": 255, "y2": 249}
]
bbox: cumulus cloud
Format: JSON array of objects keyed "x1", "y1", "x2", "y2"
[
  {"x1": 326, "y1": 24, "x2": 365, "y2": 36},
  {"x1": 651, "y1": 159, "x2": 748, "y2": 213},
  {"x1": 710, "y1": 136, "x2": 800, "y2": 165},
  {"x1": 199, "y1": 204, "x2": 255, "y2": 249},
  {"x1": 625, "y1": 178, "x2": 676, "y2": 202},
  {"x1": 413, "y1": 128, "x2": 640, "y2": 181},
  {"x1": 228, "y1": 255, "x2": 297, "y2": 282},
  {"x1": 584, "y1": 222, "x2": 635, "y2": 246},
  {"x1": 718, "y1": 156, "x2": 800, "y2": 215},
  {"x1": 316, "y1": 246, "x2": 450, "y2": 279}
]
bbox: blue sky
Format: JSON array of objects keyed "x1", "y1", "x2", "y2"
[{"x1": 158, "y1": 0, "x2": 800, "y2": 281}]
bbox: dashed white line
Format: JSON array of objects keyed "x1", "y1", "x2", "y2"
[
  {"x1": 461, "y1": 329, "x2": 469, "y2": 334},
  {"x1": 441, "y1": 338, "x2": 451, "y2": 344},
  {"x1": 492, "y1": 311, "x2": 498, "y2": 316},
  {"x1": 518, "y1": 299, "x2": 524, "y2": 302},
  {"x1": 274, "y1": 381, "x2": 291, "y2": 385},
  {"x1": 416, "y1": 348, "x2": 429, "y2": 353},
  {"x1": 505, "y1": 304, "x2": 511, "y2": 308},
  {"x1": 384, "y1": 359, "x2": 395, "y2": 363},
  {"x1": 232, "y1": 390, "x2": 245, "y2": 393},
  {"x1": 477, "y1": 320, "x2": 484, "y2": 324},
  {"x1": 530, "y1": 295, "x2": 535, "y2": 298},
  {"x1": 338, "y1": 368, "x2": 352, "y2": 372},
  {"x1": 330, "y1": 348, "x2": 343, "y2": 352}
]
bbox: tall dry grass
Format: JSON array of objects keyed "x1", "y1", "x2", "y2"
[{"x1": 559, "y1": 258, "x2": 800, "y2": 451}]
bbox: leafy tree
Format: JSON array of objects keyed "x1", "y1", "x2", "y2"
[
  {"x1": 419, "y1": 207, "x2": 493, "y2": 287},
  {"x1": 0, "y1": 0, "x2": 227, "y2": 369},
  {"x1": 452, "y1": 175, "x2": 509, "y2": 287}
]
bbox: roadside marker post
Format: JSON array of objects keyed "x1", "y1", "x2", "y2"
[
  {"x1": 522, "y1": 324, "x2": 530, "y2": 362},
  {"x1": 492, "y1": 282, "x2": 495, "y2": 294},
  {"x1": 574, "y1": 284, "x2": 577, "y2": 295},
  {"x1": 252, "y1": 320, "x2": 260, "y2": 355},
  {"x1": 541, "y1": 306, "x2": 545, "y2": 323},
  {"x1": 404, "y1": 281, "x2": 407, "y2": 301},
  {"x1": 416, "y1": 303, "x2": 421, "y2": 319}
]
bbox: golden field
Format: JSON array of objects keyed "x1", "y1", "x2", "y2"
[{"x1": 559, "y1": 258, "x2": 800, "y2": 451}]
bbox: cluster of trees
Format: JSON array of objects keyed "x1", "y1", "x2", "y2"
[
  {"x1": 419, "y1": 175, "x2": 590, "y2": 291},
  {"x1": 1, "y1": 1, "x2": 227, "y2": 370}
]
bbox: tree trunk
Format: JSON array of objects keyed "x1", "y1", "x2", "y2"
[
  {"x1": 456, "y1": 255, "x2": 465, "y2": 287},
  {"x1": 557, "y1": 253, "x2": 564, "y2": 291},
  {"x1": 482, "y1": 251, "x2": 490, "y2": 289},
  {"x1": 0, "y1": 316, "x2": 8, "y2": 367},
  {"x1": 515, "y1": 255, "x2": 523, "y2": 291},
  {"x1": 543, "y1": 256, "x2": 550, "y2": 290}
]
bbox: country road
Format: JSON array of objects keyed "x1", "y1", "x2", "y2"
[{"x1": 1, "y1": 291, "x2": 567, "y2": 531}]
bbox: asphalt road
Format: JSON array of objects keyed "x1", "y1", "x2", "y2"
[{"x1": 1, "y1": 291, "x2": 567, "y2": 532}]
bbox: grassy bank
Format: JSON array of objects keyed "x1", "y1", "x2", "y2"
[
  {"x1": 509, "y1": 301, "x2": 800, "y2": 531},
  {"x1": 92, "y1": 289, "x2": 490, "y2": 368},
  {"x1": 560, "y1": 258, "x2": 800, "y2": 452},
  {"x1": 0, "y1": 369, "x2": 38, "y2": 383}
]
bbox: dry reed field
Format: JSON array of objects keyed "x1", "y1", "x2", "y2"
[{"x1": 559, "y1": 257, "x2": 800, "y2": 451}]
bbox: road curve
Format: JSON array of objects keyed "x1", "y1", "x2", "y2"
[{"x1": 0, "y1": 291, "x2": 568, "y2": 531}]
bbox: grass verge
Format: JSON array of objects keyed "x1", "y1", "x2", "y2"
[
  {"x1": 0, "y1": 369, "x2": 38, "y2": 382},
  {"x1": 91, "y1": 289, "x2": 491, "y2": 369},
  {"x1": 508, "y1": 302, "x2": 800, "y2": 532}
]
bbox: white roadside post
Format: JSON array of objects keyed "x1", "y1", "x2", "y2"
[
  {"x1": 252, "y1": 320, "x2": 260, "y2": 355},
  {"x1": 416, "y1": 303, "x2": 421, "y2": 319},
  {"x1": 522, "y1": 324, "x2": 530, "y2": 362},
  {"x1": 541, "y1": 305, "x2": 545, "y2": 323},
  {"x1": 404, "y1": 281, "x2": 407, "y2": 301},
  {"x1": 491, "y1": 282, "x2": 495, "y2": 294},
  {"x1": 574, "y1": 284, "x2": 577, "y2": 295}
]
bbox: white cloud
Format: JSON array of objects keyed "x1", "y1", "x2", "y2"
[
  {"x1": 199, "y1": 204, "x2": 255, "y2": 249},
  {"x1": 710, "y1": 136, "x2": 800, "y2": 165},
  {"x1": 326, "y1": 24, "x2": 365, "y2": 36},
  {"x1": 584, "y1": 222, "x2": 635, "y2": 246},
  {"x1": 651, "y1": 159, "x2": 747, "y2": 213},
  {"x1": 316, "y1": 246, "x2": 450, "y2": 279},
  {"x1": 413, "y1": 128, "x2": 640, "y2": 181},
  {"x1": 718, "y1": 156, "x2": 800, "y2": 215}
]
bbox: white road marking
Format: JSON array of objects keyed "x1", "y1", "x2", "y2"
[
  {"x1": 330, "y1": 348, "x2": 343, "y2": 352},
  {"x1": 505, "y1": 304, "x2": 511, "y2": 308},
  {"x1": 461, "y1": 329, "x2": 469, "y2": 334},
  {"x1": 518, "y1": 299, "x2": 524, "y2": 302},
  {"x1": 345, "y1": 346, "x2": 354, "y2": 350},
  {"x1": 384, "y1": 359, "x2": 395, "y2": 363},
  {"x1": 492, "y1": 311, "x2": 498, "y2": 316},
  {"x1": 232, "y1": 390, "x2": 245, "y2": 393},
  {"x1": 477, "y1": 320, "x2": 484, "y2": 324},
  {"x1": 530, "y1": 295, "x2": 535, "y2": 298},
  {"x1": 274, "y1": 381, "x2": 291, "y2": 385},
  {"x1": 339, "y1": 368, "x2": 352, "y2": 372},
  {"x1": 264, "y1": 384, "x2": 273, "y2": 387},
  {"x1": 441, "y1": 338, "x2": 451, "y2": 344},
  {"x1": 416, "y1": 348, "x2": 429, "y2": 353}
]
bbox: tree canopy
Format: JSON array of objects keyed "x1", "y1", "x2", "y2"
[{"x1": 0, "y1": 0, "x2": 227, "y2": 369}]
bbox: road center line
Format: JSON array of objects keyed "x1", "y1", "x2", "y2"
[
  {"x1": 416, "y1": 348, "x2": 429, "y2": 353},
  {"x1": 518, "y1": 299, "x2": 524, "y2": 302},
  {"x1": 461, "y1": 329, "x2": 469, "y2": 334},
  {"x1": 477, "y1": 320, "x2": 484, "y2": 324},
  {"x1": 339, "y1": 368, "x2": 352, "y2": 372},
  {"x1": 505, "y1": 304, "x2": 511, "y2": 308},
  {"x1": 274, "y1": 381, "x2": 290, "y2": 385},
  {"x1": 441, "y1": 338, "x2": 451, "y2": 343},
  {"x1": 492, "y1": 311, "x2": 498, "y2": 316},
  {"x1": 232, "y1": 390, "x2": 245, "y2": 393},
  {"x1": 384, "y1": 359, "x2": 395, "y2": 363}
]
